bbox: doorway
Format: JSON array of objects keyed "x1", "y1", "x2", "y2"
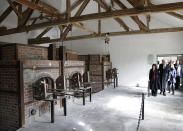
[{"x1": 157, "y1": 54, "x2": 183, "y2": 87}]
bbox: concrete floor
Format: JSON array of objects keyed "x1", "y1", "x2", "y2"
[{"x1": 18, "y1": 86, "x2": 183, "y2": 131}]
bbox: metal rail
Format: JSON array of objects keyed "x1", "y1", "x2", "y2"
[{"x1": 136, "y1": 93, "x2": 145, "y2": 131}]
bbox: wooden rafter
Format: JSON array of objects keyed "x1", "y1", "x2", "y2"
[
  {"x1": 29, "y1": 26, "x2": 183, "y2": 44},
  {"x1": 7, "y1": 0, "x2": 22, "y2": 19},
  {"x1": 66, "y1": 0, "x2": 71, "y2": 19},
  {"x1": 36, "y1": 27, "x2": 52, "y2": 38},
  {"x1": 149, "y1": 2, "x2": 183, "y2": 21},
  {"x1": 1, "y1": 2, "x2": 183, "y2": 36},
  {"x1": 98, "y1": 3, "x2": 101, "y2": 35},
  {"x1": 96, "y1": 0, "x2": 129, "y2": 31},
  {"x1": 18, "y1": 4, "x2": 22, "y2": 26},
  {"x1": 31, "y1": 17, "x2": 38, "y2": 25},
  {"x1": 19, "y1": 0, "x2": 40, "y2": 26},
  {"x1": 61, "y1": 0, "x2": 90, "y2": 41},
  {"x1": 167, "y1": 12, "x2": 183, "y2": 21},
  {"x1": 112, "y1": 0, "x2": 147, "y2": 30},
  {"x1": 0, "y1": 2, "x2": 18, "y2": 24},
  {"x1": 44, "y1": 0, "x2": 95, "y2": 34},
  {"x1": 58, "y1": 25, "x2": 64, "y2": 39},
  {"x1": 59, "y1": 0, "x2": 84, "y2": 17},
  {"x1": 145, "y1": 0, "x2": 150, "y2": 29},
  {"x1": 72, "y1": 23, "x2": 95, "y2": 33},
  {"x1": 15, "y1": 0, "x2": 58, "y2": 17},
  {"x1": 16, "y1": 0, "x2": 95, "y2": 34},
  {"x1": 38, "y1": 1, "x2": 59, "y2": 13}
]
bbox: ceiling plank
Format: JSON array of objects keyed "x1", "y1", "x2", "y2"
[
  {"x1": 7, "y1": 0, "x2": 22, "y2": 19},
  {"x1": 97, "y1": 0, "x2": 129, "y2": 31},
  {"x1": 2, "y1": 2, "x2": 183, "y2": 36},
  {"x1": 29, "y1": 26, "x2": 183, "y2": 44},
  {"x1": 0, "y1": 2, "x2": 18, "y2": 24},
  {"x1": 113, "y1": 0, "x2": 147, "y2": 30}
]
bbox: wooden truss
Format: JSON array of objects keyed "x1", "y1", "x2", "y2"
[{"x1": 1, "y1": 0, "x2": 183, "y2": 44}]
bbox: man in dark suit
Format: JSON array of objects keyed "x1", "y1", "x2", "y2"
[{"x1": 159, "y1": 60, "x2": 169, "y2": 96}]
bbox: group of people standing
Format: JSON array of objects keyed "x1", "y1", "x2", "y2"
[{"x1": 149, "y1": 60, "x2": 183, "y2": 96}]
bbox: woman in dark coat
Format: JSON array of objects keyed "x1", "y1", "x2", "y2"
[{"x1": 149, "y1": 64, "x2": 160, "y2": 96}]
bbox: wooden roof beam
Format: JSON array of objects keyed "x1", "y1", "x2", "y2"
[
  {"x1": 15, "y1": 0, "x2": 59, "y2": 17},
  {"x1": 7, "y1": 0, "x2": 22, "y2": 19},
  {"x1": 66, "y1": 0, "x2": 71, "y2": 19},
  {"x1": 145, "y1": 0, "x2": 151, "y2": 29},
  {"x1": 167, "y1": 12, "x2": 183, "y2": 21},
  {"x1": 38, "y1": 1, "x2": 59, "y2": 13},
  {"x1": 18, "y1": 0, "x2": 95, "y2": 34},
  {"x1": 98, "y1": 3, "x2": 101, "y2": 35},
  {"x1": 112, "y1": 0, "x2": 147, "y2": 30},
  {"x1": 2, "y1": 2, "x2": 183, "y2": 36},
  {"x1": 97, "y1": 0, "x2": 129, "y2": 31},
  {"x1": 61, "y1": 0, "x2": 90, "y2": 41},
  {"x1": 148, "y1": 2, "x2": 183, "y2": 21},
  {"x1": 18, "y1": 0, "x2": 40, "y2": 26},
  {"x1": 29, "y1": 26, "x2": 183, "y2": 44},
  {"x1": 36, "y1": 27, "x2": 52, "y2": 38},
  {"x1": 0, "y1": 2, "x2": 18, "y2": 24}
]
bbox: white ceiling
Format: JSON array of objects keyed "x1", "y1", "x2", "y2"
[{"x1": 1, "y1": 0, "x2": 183, "y2": 38}]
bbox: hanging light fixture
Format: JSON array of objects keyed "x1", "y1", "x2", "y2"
[
  {"x1": 104, "y1": 33, "x2": 110, "y2": 55},
  {"x1": 104, "y1": 32, "x2": 110, "y2": 44}
]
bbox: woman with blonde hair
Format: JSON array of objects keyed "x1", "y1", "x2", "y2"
[{"x1": 168, "y1": 64, "x2": 176, "y2": 95}]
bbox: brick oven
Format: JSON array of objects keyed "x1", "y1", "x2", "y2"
[
  {"x1": 0, "y1": 60, "x2": 60, "y2": 130},
  {"x1": 0, "y1": 43, "x2": 111, "y2": 131},
  {"x1": 78, "y1": 54, "x2": 112, "y2": 92},
  {"x1": 0, "y1": 43, "x2": 87, "y2": 131},
  {"x1": 23, "y1": 60, "x2": 60, "y2": 124}
]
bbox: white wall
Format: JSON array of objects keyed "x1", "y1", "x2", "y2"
[
  {"x1": 64, "y1": 32, "x2": 183, "y2": 87},
  {"x1": 0, "y1": 33, "x2": 28, "y2": 44}
]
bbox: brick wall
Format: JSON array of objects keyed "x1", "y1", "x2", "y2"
[
  {"x1": 78, "y1": 55, "x2": 89, "y2": 71},
  {"x1": 17, "y1": 45, "x2": 48, "y2": 60},
  {"x1": 0, "y1": 93, "x2": 20, "y2": 131},
  {"x1": 66, "y1": 50, "x2": 78, "y2": 60},
  {"x1": 0, "y1": 61, "x2": 20, "y2": 131},
  {"x1": 78, "y1": 55, "x2": 112, "y2": 92},
  {"x1": 0, "y1": 44, "x2": 16, "y2": 60},
  {"x1": 0, "y1": 44, "x2": 48, "y2": 60}
]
